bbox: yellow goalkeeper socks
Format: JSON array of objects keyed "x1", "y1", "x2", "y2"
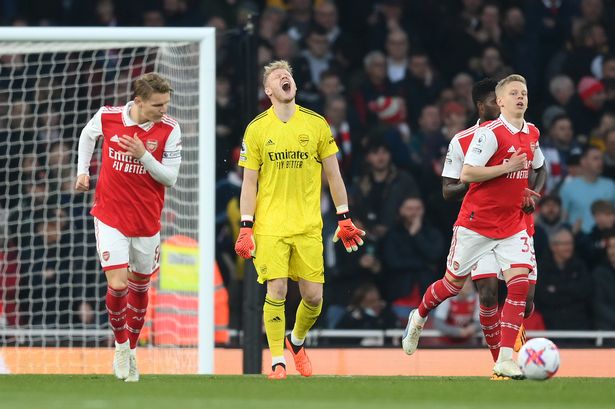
[
  {"x1": 292, "y1": 298, "x2": 322, "y2": 343},
  {"x1": 263, "y1": 295, "x2": 286, "y2": 359}
]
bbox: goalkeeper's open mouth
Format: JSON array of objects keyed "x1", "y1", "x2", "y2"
[{"x1": 281, "y1": 80, "x2": 291, "y2": 92}]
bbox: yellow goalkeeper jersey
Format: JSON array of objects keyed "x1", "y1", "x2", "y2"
[{"x1": 239, "y1": 105, "x2": 339, "y2": 236}]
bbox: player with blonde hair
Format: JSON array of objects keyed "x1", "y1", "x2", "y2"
[
  {"x1": 235, "y1": 60, "x2": 365, "y2": 379},
  {"x1": 403, "y1": 74, "x2": 544, "y2": 379}
]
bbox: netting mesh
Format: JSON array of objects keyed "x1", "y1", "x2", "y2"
[{"x1": 0, "y1": 41, "x2": 201, "y2": 373}]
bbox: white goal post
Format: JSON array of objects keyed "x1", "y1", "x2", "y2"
[{"x1": 0, "y1": 27, "x2": 216, "y2": 374}]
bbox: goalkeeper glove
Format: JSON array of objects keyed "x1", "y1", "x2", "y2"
[
  {"x1": 235, "y1": 220, "x2": 256, "y2": 259},
  {"x1": 333, "y1": 211, "x2": 366, "y2": 252}
]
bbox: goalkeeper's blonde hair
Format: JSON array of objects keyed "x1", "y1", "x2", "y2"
[
  {"x1": 134, "y1": 73, "x2": 173, "y2": 100},
  {"x1": 495, "y1": 74, "x2": 527, "y2": 97},
  {"x1": 262, "y1": 60, "x2": 293, "y2": 87}
]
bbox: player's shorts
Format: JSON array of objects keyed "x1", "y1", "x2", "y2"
[
  {"x1": 447, "y1": 226, "x2": 534, "y2": 279},
  {"x1": 470, "y1": 251, "x2": 500, "y2": 282},
  {"x1": 496, "y1": 236, "x2": 538, "y2": 284},
  {"x1": 472, "y1": 236, "x2": 538, "y2": 284},
  {"x1": 253, "y1": 232, "x2": 324, "y2": 284},
  {"x1": 94, "y1": 217, "x2": 160, "y2": 277}
]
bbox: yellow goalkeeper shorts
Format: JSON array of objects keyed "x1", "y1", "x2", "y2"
[{"x1": 253, "y1": 232, "x2": 324, "y2": 284}]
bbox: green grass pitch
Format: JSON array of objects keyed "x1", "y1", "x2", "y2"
[{"x1": 1, "y1": 375, "x2": 614, "y2": 409}]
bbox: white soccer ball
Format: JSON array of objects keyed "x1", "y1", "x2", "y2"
[{"x1": 517, "y1": 337, "x2": 560, "y2": 380}]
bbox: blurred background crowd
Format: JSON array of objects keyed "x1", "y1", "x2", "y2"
[{"x1": 1, "y1": 0, "x2": 615, "y2": 347}]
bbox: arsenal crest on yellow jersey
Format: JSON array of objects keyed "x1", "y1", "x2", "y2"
[{"x1": 298, "y1": 134, "x2": 309, "y2": 146}]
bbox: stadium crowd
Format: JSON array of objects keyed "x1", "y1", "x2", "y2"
[{"x1": 1, "y1": 0, "x2": 615, "y2": 346}]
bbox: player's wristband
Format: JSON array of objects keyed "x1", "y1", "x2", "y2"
[
  {"x1": 336, "y1": 211, "x2": 351, "y2": 221},
  {"x1": 240, "y1": 220, "x2": 254, "y2": 228}
]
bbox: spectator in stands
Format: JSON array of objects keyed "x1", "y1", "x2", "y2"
[
  {"x1": 351, "y1": 50, "x2": 397, "y2": 127},
  {"x1": 306, "y1": 69, "x2": 344, "y2": 112},
  {"x1": 562, "y1": 22, "x2": 608, "y2": 82},
  {"x1": 568, "y1": 76, "x2": 606, "y2": 138},
  {"x1": 501, "y1": 6, "x2": 538, "y2": 92},
  {"x1": 602, "y1": 54, "x2": 615, "y2": 112},
  {"x1": 409, "y1": 104, "x2": 445, "y2": 183},
  {"x1": 603, "y1": 127, "x2": 615, "y2": 180},
  {"x1": 215, "y1": 74, "x2": 241, "y2": 180},
  {"x1": 258, "y1": 7, "x2": 285, "y2": 45},
  {"x1": 440, "y1": 101, "x2": 468, "y2": 142},
  {"x1": 324, "y1": 95, "x2": 360, "y2": 182},
  {"x1": 381, "y1": 196, "x2": 443, "y2": 304},
  {"x1": 313, "y1": 0, "x2": 356, "y2": 70},
  {"x1": 550, "y1": 75, "x2": 576, "y2": 107},
  {"x1": 335, "y1": 282, "x2": 399, "y2": 345},
  {"x1": 384, "y1": 29, "x2": 410, "y2": 85},
  {"x1": 577, "y1": 200, "x2": 615, "y2": 270},
  {"x1": 560, "y1": 146, "x2": 615, "y2": 234},
  {"x1": 592, "y1": 233, "x2": 615, "y2": 337},
  {"x1": 535, "y1": 195, "x2": 570, "y2": 258},
  {"x1": 471, "y1": 3, "x2": 501, "y2": 47},
  {"x1": 94, "y1": 0, "x2": 118, "y2": 26},
  {"x1": 351, "y1": 138, "x2": 420, "y2": 242},
  {"x1": 541, "y1": 114, "x2": 580, "y2": 193},
  {"x1": 142, "y1": 8, "x2": 165, "y2": 27},
  {"x1": 451, "y1": 72, "x2": 475, "y2": 115},
  {"x1": 367, "y1": 96, "x2": 411, "y2": 171},
  {"x1": 432, "y1": 279, "x2": 480, "y2": 346},
  {"x1": 364, "y1": 0, "x2": 409, "y2": 53},
  {"x1": 591, "y1": 111, "x2": 615, "y2": 152},
  {"x1": 525, "y1": 0, "x2": 574, "y2": 80},
  {"x1": 285, "y1": 0, "x2": 313, "y2": 42},
  {"x1": 470, "y1": 46, "x2": 513, "y2": 81},
  {"x1": 18, "y1": 208, "x2": 72, "y2": 327},
  {"x1": 403, "y1": 52, "x2": 444, "y2": 128},
  {"x1": 272, "y1": 33, "x2": 298, "y2": 62},
  {"x1": 535, "y1": 227, "x2": 594, "y2": 332}
]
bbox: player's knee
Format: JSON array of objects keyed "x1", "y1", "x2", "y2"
[
  {"x1": 267, "y1": 279, "x2": 287, "y2": 300},
  {"x1": 128, "y1": 270, "x2": 152, "y2": 282},
  {"x1": 477, "y1": 283, "x2": 498, "y2": 307},
  {"x1": 105, "y1": 269, "x2": 128, "y2": 289},
  {"x1": 302, "y1": 294, "x2": 322, "y2": 307},
  {"x1": 443, "y1": 271, "x2": 465, "y2": 288}
]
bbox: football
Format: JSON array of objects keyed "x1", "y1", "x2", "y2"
[{"x1": 517, "y1": 337, "x2": 561, "y2": 380}]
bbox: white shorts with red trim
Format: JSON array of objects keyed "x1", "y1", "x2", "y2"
[
  {"x1": 495, "y1": 236, "x2": 538, "y2": 284},
  {"x1": 447, "y1": 226, "x2": 534, "y2": 279},
  {"x1": 94, "y1": 217, "x2": 160, "y2": 277},
  {"x1": 470, "y1": 251, "x2": 500, "y2": 281}
]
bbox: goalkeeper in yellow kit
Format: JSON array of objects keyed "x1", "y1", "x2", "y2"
[{"x1": 235, "y1": 60, "x2": 365, "y2": 379}]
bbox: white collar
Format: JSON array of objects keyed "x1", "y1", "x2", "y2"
[
  {"x1": 123, "y1": 101, "x2": 154, "y2": 131},
  {"x1": 499, "y1": 113, "x2": 529, "y2": 134}
]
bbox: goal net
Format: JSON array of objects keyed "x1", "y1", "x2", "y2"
[{"x1": 0, "y1": 29, "x2": 216, "y2": 374}]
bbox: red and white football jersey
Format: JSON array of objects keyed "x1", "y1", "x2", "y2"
[
  {"x1": 455, "y1": 114, "x2": 544, "y2": 239},
  {"x1": 81, "y1": 103, "x2": 182, "y2": 237},
  {"x1": 442, "y1": 120, "x2": 480, "y2": 180}
]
